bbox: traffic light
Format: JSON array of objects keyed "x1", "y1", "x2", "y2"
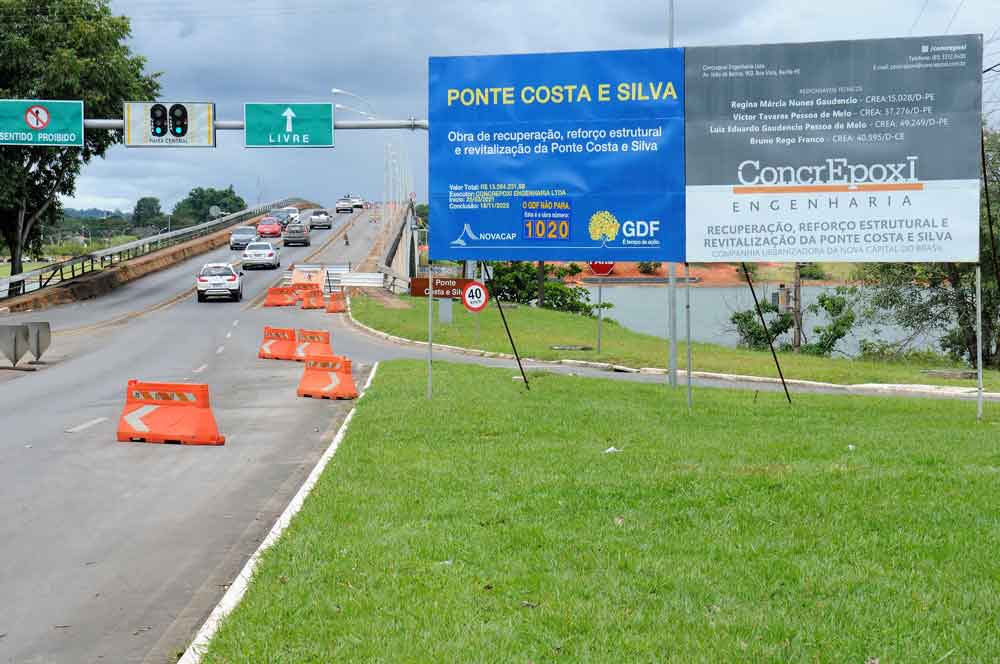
[
  {"x1": 169, "y1": 104, "x2": 188, "y2": 137},
  {"x1": 150, "y1": 104, "x2": 168, "y2": 137}
]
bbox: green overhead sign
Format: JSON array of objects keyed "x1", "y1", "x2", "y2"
[
  {"x1": 244, "y1": 103, "x2": 335, "y2": 148},
  {"x1": 0, "y1": 99, "x2": 84, "y2": 147}
]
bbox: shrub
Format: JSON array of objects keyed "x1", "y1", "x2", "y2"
[{"x1": 637, "y1": 261, "x2": 662, "y2": 275}]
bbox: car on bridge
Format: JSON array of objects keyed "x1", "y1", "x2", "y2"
[
  {"x1": 229, "y1": 226, "x2": 259, "y2": 250},
  {"x1": 242, "y1": 241, "x2": 281, "y2": 270},
  {"x1": 335, "y1": 198, "x2": 354, "y2": 213},
  {"x1": 283, "y1": 221, "x2": 311, "y2": 247},
  {"x1": 256, "y1": 217, "x2": 282, "y2": 239},
  {"x1": 197, "y1": 263, "x2": 243, "y2": 302},
  {"x1": 278, "y1": 206, "x2": 301, "y2": 223},
  {"x1": 347, "y1": 194, "x2": 364, "y2": 209},
  {"x1": 310, "y1": 209, "x2": 332, "y2": 229}
]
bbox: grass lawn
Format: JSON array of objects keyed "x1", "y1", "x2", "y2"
[
  {"x1": 350, "y1": 293, "x2": 1000, "y2": 391},
  {"x1": 203, "y1": 360, "x2": 1000, "y2": 662},
  {"x1": 0, "y1": 262, "x2": 47, "y2": 278}
]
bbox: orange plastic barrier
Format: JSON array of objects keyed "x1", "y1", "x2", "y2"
[
  {"x1": 292, "y1": 282, "x2": 322, "y2": 302},
  {"x1": 117, "y1": 380, "x2": 225, "y2": 445},
  {"x1": 297, "y1": 355, "x2": 358, "y2": 400},
  {"x1": 294, "y1": 328, "x2": 334, "y2": 361},
  {"x1": 258, "y1": 326, "x2": 297, "y2": 360},
  {"x1": 301, "y1": 290, "x2": 326, "y2": 309},
  {"x1": 263, "y1": 286, "x2": 297, "y2": 307},
  {"x1": 325, "y1": 291, "x2": 346, "y2": 314}
]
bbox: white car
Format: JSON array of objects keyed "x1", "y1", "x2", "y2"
[
  {"x1": 279, "y1": 206, "x2": 300, "y2": 223},
  {"x1": 335, "y1": 198, "x2": 354, "y2": 213},
  {"x1": 310, "y1": 209, "x2": 332, "y2": 229},
  {"x1": 242, "y1": 241, "x2": 281, "y2": 270},
  {"x1": 197, "y1": 263, "x2": 243, "y2": 302},
  {"x1": 350, "y1": 195, "x2": 364, "y2": 209}
]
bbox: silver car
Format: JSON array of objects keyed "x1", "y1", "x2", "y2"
[
  {"x1": 310, "y1": 209, "x2": 332, "y2": 229},
  {"x1": 335, "y1": 198, "x2": 353, "y2": 213},
  {"x1": 241, "y1": 241, "x2": 280, "y2": 269}
]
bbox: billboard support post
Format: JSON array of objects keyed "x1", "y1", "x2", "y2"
[
  {"x1": 685, "y1": 263, "x2": 692, "y2": 411},
  {"x1": 669, "y1": 265, "x2": 677, "y2": 387},
  {"x1": 597, "y1": 281, "x2": 603, "y2": 354},
  {"x1": 977, "y1": 264, "x2": 984, "y2": 421},
  {"x1": 981, "y1": 130, "x2": 1000, "y2": 291},
  {"x1": 483, "y1": 263, "x2": 530, "y2": 390},
  {"x1": 427, "y1": 264, "x2": 434, "y2": 400},
  {"x1": 742, "y1": 263, "x2": 792, "y2": 404}
]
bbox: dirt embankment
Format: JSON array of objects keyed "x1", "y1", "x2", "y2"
[{"x1": 2, "y1": 203, "x2": 313, "y2": 312}]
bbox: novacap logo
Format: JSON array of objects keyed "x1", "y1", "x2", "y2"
[
  {"x1": 450, "y1": 223, "x2": 517, "y2": 246},
  {"x1": 589, "y1": 210, "x2": 661, "y2": 247}
]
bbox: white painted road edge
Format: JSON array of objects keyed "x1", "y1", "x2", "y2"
[{"x1": 176, "y1": 361, "x2": 380, "y2": 664}]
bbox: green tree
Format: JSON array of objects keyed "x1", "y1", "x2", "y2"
[
  {"x1": 859, "y1": 126, "x2": 999, "y2": 366},
  {"x1": 414, "y1": 203, "x2": 428, "y2": 227},
  {"x1": 801, "y1": 289, "x2": 856, "y2": 357},
  {"x1": 132, "y1": 196, "x2": 162, "y2": 226},
  {"x1": 486, "y1": 261, "x2": 603, "y2": 316},
  {"x1": 730, "y1": 301, "x2": 794, "y2": 351},
  {"x1": 171, "y1": 186, "x2": 247, "y2": 228},
  {"x1": 0, "y1": 0, "x2": 159, "y2": 286}
]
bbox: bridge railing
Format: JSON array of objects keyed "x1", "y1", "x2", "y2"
[{"x1": 0, "y1": 198, "x2": 301, "y2": 301}]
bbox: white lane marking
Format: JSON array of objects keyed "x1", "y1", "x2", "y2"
[
  {"x1": 123, "y1": 405, "x2": 157, "y2": 433},
  {"x1": 65, "y1": 417, "x2": 109, "y2": 434},
  {"x1": 225, "y1": 331, "x2": 232, "y2": 339},
  {"x1": 216, "y1": 346, "x2": 225, "y2": 355},
  {"x1": 177, "y1": 363, "x2": 379, "y2": 664},
  {"x1": 193, "y1": 364, "x2": 208, "y2": 374},
  {"x1": 232, "y1": 320, "x2": 239, "y2": 328}
]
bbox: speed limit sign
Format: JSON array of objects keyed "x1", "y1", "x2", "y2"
[{"x1": 461, "y1": 280, "x2": 489, "y2": 313}]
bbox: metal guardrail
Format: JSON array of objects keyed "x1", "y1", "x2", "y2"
[{"x1": 0, "y1": 198, "x2": 301, "y2": 300}]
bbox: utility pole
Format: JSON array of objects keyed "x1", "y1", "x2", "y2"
[
  {"x1": 667, "y1": 0, "x2": 678, "y2": 387},
  {"x1": 792, "y1": 262, "x2": 802, "y2": 352}
]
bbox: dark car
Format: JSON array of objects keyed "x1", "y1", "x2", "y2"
[
  {"x1": 271, "y1": 210, "x2": 292, "y2": 228},
  {"x1": 229, "y1": 226, "x2": 258, "y2": 250},
  {"x1": 283, "y1": 222, "x2": 311, "y2": 247}
]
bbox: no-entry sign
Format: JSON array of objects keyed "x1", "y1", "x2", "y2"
[
  {"x1": 461, "y1": 281, "x2": 489, "y2": 312},
  {"x1": 589, "y1": 262, "x2": 615, "y2": 276},
  {"x1": 0, "y1": 99, "x2": 84, "y2": 147}
]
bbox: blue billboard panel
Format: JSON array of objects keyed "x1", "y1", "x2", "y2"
[{"x1": 429, "y1": 48, "x2": 685, "y2": 261}]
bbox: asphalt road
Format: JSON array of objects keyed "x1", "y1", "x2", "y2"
[
  {"x1": 0, "y1": 208, "x2": 381, "y2": 664},
  {"x1": 0, "y1": 204, "x2": 980, "y2": 664}
]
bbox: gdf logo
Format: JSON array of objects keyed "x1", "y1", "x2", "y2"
[{"x1": 622, "y1": 220, "x2": 660, "y2": 237}]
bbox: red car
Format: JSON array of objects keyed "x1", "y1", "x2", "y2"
[{"x1": 256, "y1": 217, "x2": 282, "y2": 238}]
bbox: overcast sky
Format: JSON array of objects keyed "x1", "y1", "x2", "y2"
[{"x1": 64, "y1": 0, "x2": 999, "y2": 213}]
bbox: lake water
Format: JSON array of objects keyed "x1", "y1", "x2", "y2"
[{"x1": 584, "y1": 284, "x2": 942, "y2": 357}]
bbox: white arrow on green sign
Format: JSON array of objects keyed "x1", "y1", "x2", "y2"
[
  {"x1": 0, "y1": 99, "x2": 84, "y2": 147},
  {"x1": 244, "y1": 103, "x2": 335, "y2": 148}
]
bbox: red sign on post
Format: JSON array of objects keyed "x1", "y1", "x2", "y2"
[
  {"x1": 461, "y1": 281, "x2": 489, "y2": 313},
  {"x1": 589, "y1": 262, "x2": 615, "y2": 276}
]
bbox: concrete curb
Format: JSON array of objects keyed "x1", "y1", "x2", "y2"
[
  {"x1": 344, "y1": 300, "x2": 1000, "y2": 401},
  {"x1": 176, "y1": 362, "x2": 380, "y2": 664}
]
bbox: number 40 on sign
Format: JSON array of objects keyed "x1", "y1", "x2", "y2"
[{"x1": 461, "y1": 281, "x2": 489, "y2": 313}]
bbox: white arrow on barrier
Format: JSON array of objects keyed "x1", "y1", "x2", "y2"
[
  {"x1": 321, "y1": 372, "x2": 341, "y2": 392},
  {"x1": 261, "y1": 340, "x2": 275, "y2": 353},
  {"x1": 124, "y1": 405, "x2": 158, "y2": 433},
  {"x1": 296, "y1": 342, "x2": 309, "y2": 357}
]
